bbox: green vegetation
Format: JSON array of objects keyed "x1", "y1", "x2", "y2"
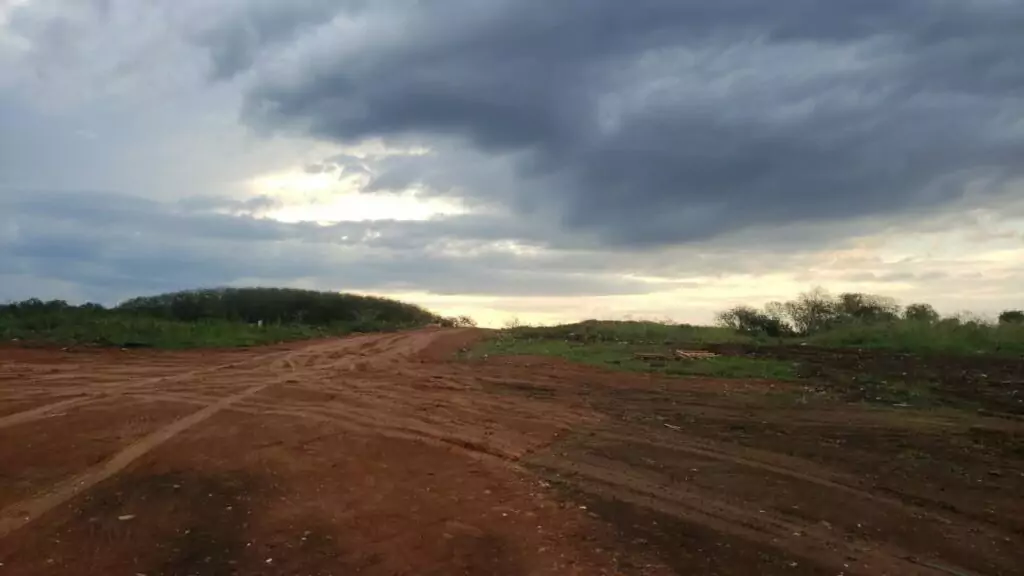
[
  {"x1": 494, "y1": 319, "x2": 749, "y2": 346},
  {"x1": 716, "y1": 287, "x2": 1024, "y2": 356},
  {"x1": 475, "y1": 320, "x2": 796, "y2": 380},
  {"x1": 472, "y1": 290, "x2": 1024, "y2": 401},
  {"x1": 117, "y1": 287, "x2": 442, "y2": 327},
  {"x1": 852, "y1": 376, "x2": 938, "y2": 407},
  {"x1": 802, "y1": 318, "x2": 1024, "y2": 355},
  {"x1": 0, "y1": 288, "x2": 461, "y2": 348},
  {"x1": 999, "y1": 310, "x2": 1024, "y2": 325}
]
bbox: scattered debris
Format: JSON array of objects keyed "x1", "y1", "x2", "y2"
[
  {"x1": 633, "y1": 352, "x2": 673, "y2": 361},
  {"x1": 675, "y1": 349, "x2": 720, "y2": 360},
  {"x1": 632, "y1": 350, "x2": 720, "y2": 362}
]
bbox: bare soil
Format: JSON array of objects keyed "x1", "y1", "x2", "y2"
[{"x1": 0, "y1": 329, "x2": 1021, "y2": 575}]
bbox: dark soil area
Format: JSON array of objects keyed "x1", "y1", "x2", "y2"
[{"x1": 704, "y1": 343, "x2": 1024, "y2": 414}]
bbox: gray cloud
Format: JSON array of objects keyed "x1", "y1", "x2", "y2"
[
  {"x1": 0, "y1": 190, "x2": 661, "y2": 302},
  {"x1": 177, "y1": 193, "x2": 282, "y2": 215},
  {"x1": 228, "y1": 0, "x2": 1024, "y2": 247},
  {"x1": 190, "y1": 0, "x2": 368, "y2": 80},
  {"x1": 3, "y1": 1, "x2": 1024, "y2": 319}
]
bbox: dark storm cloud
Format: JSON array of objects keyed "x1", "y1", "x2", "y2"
[{"x1": 232, "y1": 0, "x2": 1024, "y2": 247}]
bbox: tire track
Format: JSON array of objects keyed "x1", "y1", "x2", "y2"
[
  {"x1": 3, "y1": 329, "x2": 1011, "y2": 574},
  {"x1": 0, "y1": 384, "x2": 268, "y2": 539},
  {"x1": 552, "y1": 463, "x2": 959, "y2": 576},
  {"x1": 0, "y1": 348, "x2": 301, "y2": 429},
  {"x1": 588, "y1": 428, "x2": 1021, "y2": 544},
  {"x1": 0, "y1": 396, "x2": 98, "y2": 430}
]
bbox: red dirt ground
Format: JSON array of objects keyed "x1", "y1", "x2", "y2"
[{"x1": 0, "y1": 328, "x2": 1021, "y2": 575}]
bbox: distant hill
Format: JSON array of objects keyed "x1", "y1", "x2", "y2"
[
  {"x1": 116, "y1": 287, "x2": 442, "y2": 328},
  {"x1": 0, "y1": 288, "x2": 465, "y2": 348}
]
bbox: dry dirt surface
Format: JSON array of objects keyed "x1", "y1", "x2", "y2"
[{"x1": 0, "y1": 329, "x2": 1021, "y2": 575}]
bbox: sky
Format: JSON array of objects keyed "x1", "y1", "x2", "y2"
[{"x1": 1, "y1": 0, "x2": 1023, "y2": 327}]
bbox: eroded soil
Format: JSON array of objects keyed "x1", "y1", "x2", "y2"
[{"x1": 0, "y1": 329, "x2": 1021, "y2": 575}]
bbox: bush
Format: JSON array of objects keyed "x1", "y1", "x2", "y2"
[
  {"x1": 998, "y1": 310, "x2": 1024, "y2": 325},
  {"x1": 782, "y1": 288, "x2": 841, "y2": 335},
  {"x1": 719, "y1": 288, "x2": 910, "y2": 337},
  {"x1": 835, "y1": 292, "x2": 900, "y2": 323},
  {"x1": 441, "y1": 315, "x2": 478, "y2": 328},
  {"x1": 713, "y1": 288, "x2": 1024, "y2": 355},
  {"x1": 716, "y1": 305, "x2": 793, "y2": 337},
  {"x1": 904, "y1": 303, "x2": 940, "y2": 323}
]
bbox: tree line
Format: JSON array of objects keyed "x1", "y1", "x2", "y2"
[
  {"x1": 716, "y1": 287, "x2": 1023, "y2": 337},
  {"x1": 1, "y1": 288, "x2": 476, "y2": 330}
]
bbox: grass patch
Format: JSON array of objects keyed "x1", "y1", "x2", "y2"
[
  {"x1": 478, "y1": 333, "x2": 797, "y2": 380},
  {"x1": 804, "y1": 320, "x2": 1024, "y2": 356},
  {"x1": 497, "y1": 320, "x2": 758, "y2": 346},
  {"x1": 851, "y1": 376, "x2": 940, "y2": 407},
  {"x1": 663, "y1": 355, "x2": 798, "y2": 380},
  {"x1": 0, "y1": 313, "x2": 377, "y2": 349}
]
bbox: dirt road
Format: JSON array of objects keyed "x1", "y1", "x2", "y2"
[{"x1": 0, "y1": 329, "x2": 1021, "y2": 575}]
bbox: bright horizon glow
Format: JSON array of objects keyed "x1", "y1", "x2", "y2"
[
  {"x1": 238, "y1": 165, "x2": 1024, "y2": 329},
  {"x1": 252, "y1": 168, "x2": 468, "y2": 223}
]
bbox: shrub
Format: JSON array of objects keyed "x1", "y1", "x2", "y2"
[
  {"x1": 998, "y1": 310, "x2": 1024, "y2": 325},
  {"x1": 835, "y1": 292, "x2": 901, "y2": 323},
  {"x1": 441, "y1": 315, "x2": 477, "y2": 328},
  {"x1": 716, "y1": 305, "x2": 793, "y2": 337},
  {"x1": 712, "y1": 287, "x2": 1024, "y2": 355},
  {"x1": 904, "y1": 303, "x2": 940, "y2": 323},
  {"x1": 783, "y1": 287, "x2": 842, "y2": 335}
]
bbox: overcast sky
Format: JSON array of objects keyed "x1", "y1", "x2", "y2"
[{"x1": 2, "y1": 0, "x2": 1023, "y2": 326}]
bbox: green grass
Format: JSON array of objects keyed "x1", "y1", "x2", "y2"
[
  {"x1": 853, "y1": 377, "x2": 939, "y2": 406},
  {"x1": 477, "y1": 331, "x2": 797, "y2": 380},
  {"x1": 804, "y1": 319, "x2": 1024, "y2": 356},
  {"x1": 0, "y1": 312, "x2": 418, "y2": 349},
  {"x1": 497, "y1": 320, "x2": 757, "y2": 346},
  {"x1": 510, "y1": 317, "x2": 1024, "y2": 357}
]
